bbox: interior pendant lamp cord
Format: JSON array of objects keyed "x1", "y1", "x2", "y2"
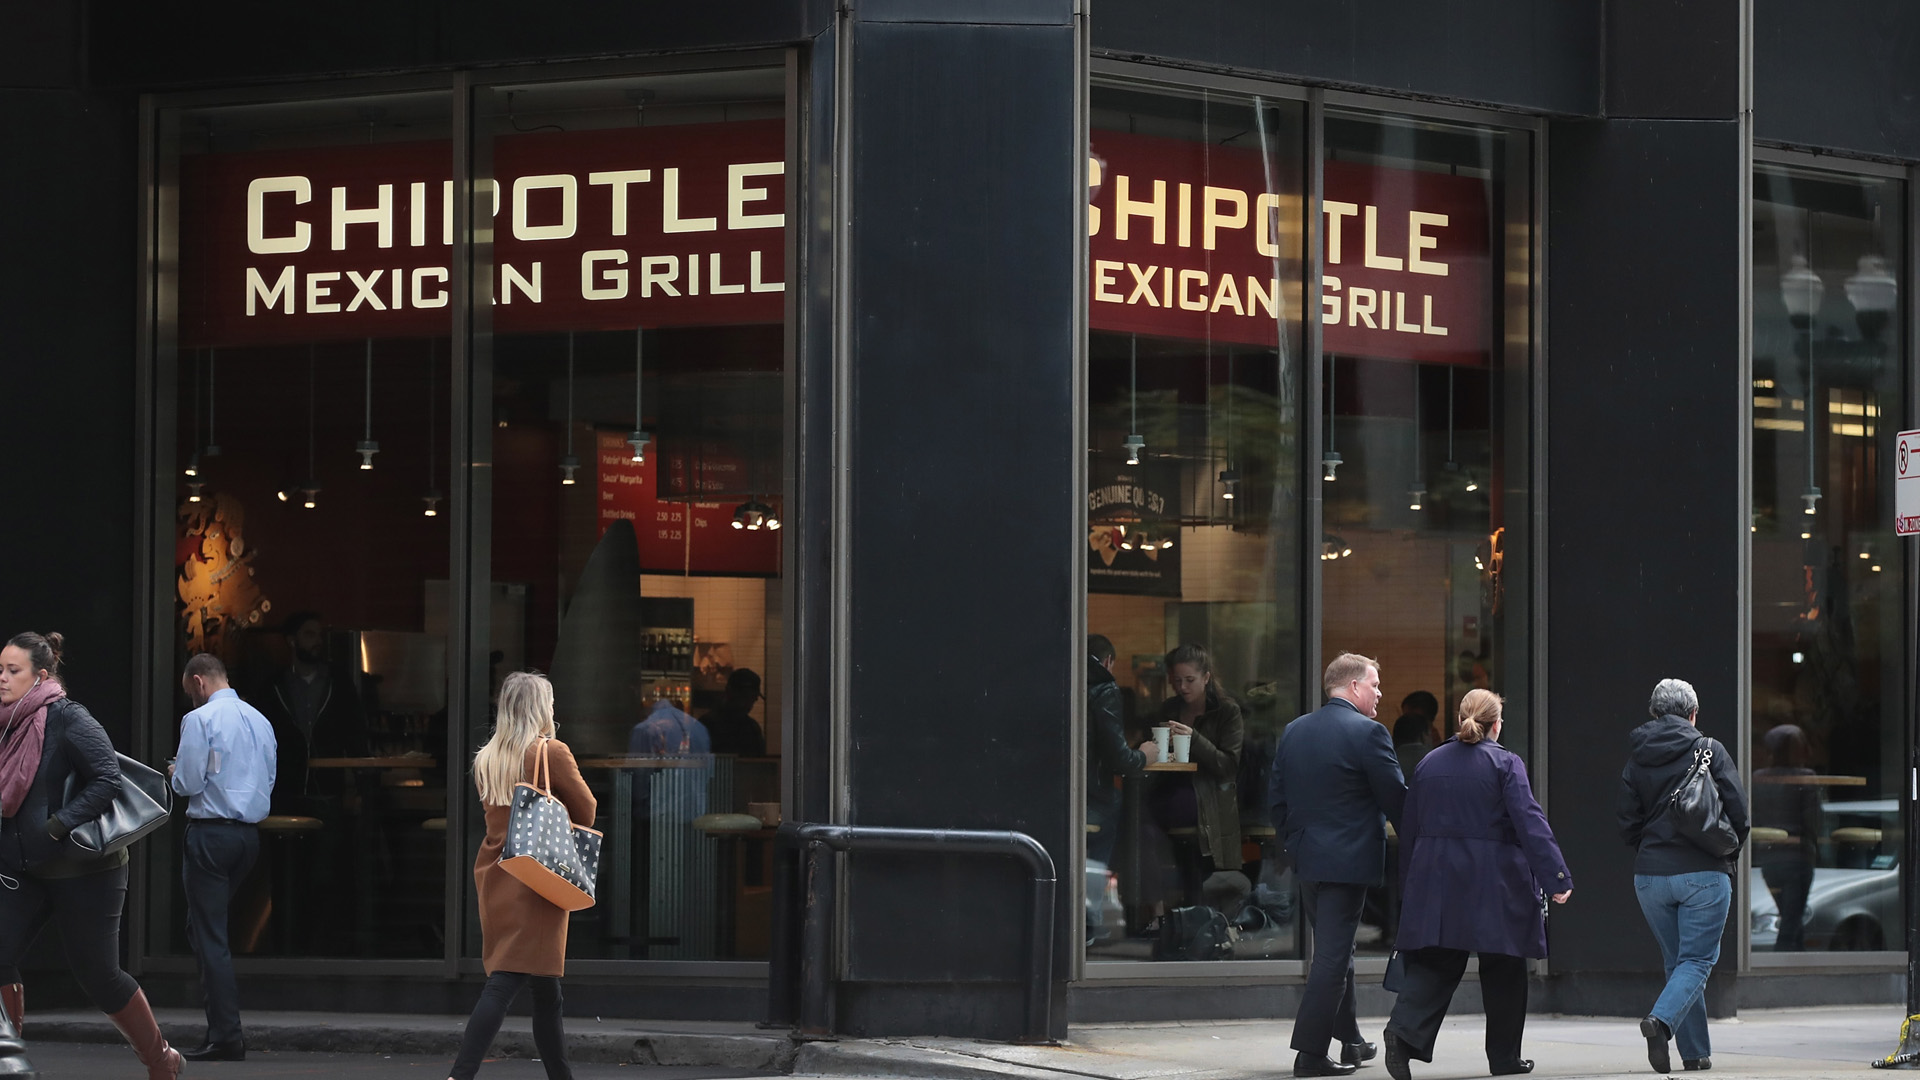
[
  {"x1": 1124, "y1": 335, "x2": 1144, "y2": 465},
  {"x1": 423, "y1": 340, "x2": 442, "y2": 517},
  {"x1": 560, "y1": 333, "x2": 579, "y2": 485},
  {"x1": 357, "y1": 338, "x2": 379, "y2": 469},
  {"x1": 628, "y1": 326, "x2": 650, "y2": 463}
]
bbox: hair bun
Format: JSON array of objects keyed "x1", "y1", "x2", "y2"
[{"x1": 42, "y1": 632, "x2": 64, "y2": 659}]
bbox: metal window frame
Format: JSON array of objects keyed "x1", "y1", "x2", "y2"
[
  {"x1": 134, "y1": 49, "x2": 793, "y2": 981},
  {"x1": 1078, "y1": 59, "x2": 1546, "y2": 986}
]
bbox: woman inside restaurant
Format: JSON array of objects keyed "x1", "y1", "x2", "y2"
[
  {"x1": 1153, "y1": 643, "x2": 1243, "y2": 904},
  {"x1": 1382, "y1": 689, "x2": 1571, "y2": 1080},
  {"x1": 0, "y1": 631, "x2": 181, "y2": 1079}
]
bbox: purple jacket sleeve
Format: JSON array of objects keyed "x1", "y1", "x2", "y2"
[{"x1": 1502, "y1": 752, "x2": 1572, "y2": 894}]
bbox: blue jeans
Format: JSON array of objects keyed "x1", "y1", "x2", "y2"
[{"x1": 1634, "y1": 871, "x2": 1732, "y2": 1061}]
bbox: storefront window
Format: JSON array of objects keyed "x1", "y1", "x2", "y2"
[
  {"x1": 472, "y1": 68, "x2": 788, "y2": 962},
  {"x1": 157, "y1": 91, "x2": 455, "y2": 958},
  {"x1": 1318, "y1": 110, "x2": 1533, "y2": 956},
  {"x1": 1750, "y1": 163, "x2": 1907, "y2": 954},
  {"x1": 1085, "y1": 83, "x2": 1308, "y2": 962}
]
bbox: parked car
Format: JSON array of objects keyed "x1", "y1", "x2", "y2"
[{"x1": 1750, "y1": 799, "x2": 1901, "y2": 951}]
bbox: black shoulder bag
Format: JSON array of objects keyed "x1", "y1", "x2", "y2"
[{"x1": 1647, "y1": 738, "x2": 1741, "y2": 859}]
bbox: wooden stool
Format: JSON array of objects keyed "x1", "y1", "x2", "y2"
[
  {"x1": 694, "y1": 814, "x2": 763, "y2": 958},
  {"x1": 258, "y1": 815, "x2": 322, "y2": 954}
]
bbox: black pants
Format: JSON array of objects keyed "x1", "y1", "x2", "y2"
[
  {"x1": 184, "y1": 821, "x2": 260, "y2": 1044},
  {"x1": 0, "y1": 862, "x2": 138, "y2": 1014},
  {"x1": 1385, "y1": 947, "x2": 1529, "y2": 1065},
  {"x1": 1292, "y1": 880, "x2": 1367, "y2": 1055},
  {"x1": 449, "y1": 971, "x2": 572, "y2": 1080}
]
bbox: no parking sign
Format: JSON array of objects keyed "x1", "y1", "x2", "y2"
[{"x1": 1900, "y1": 429, "x2": 1920, "y2": 536}]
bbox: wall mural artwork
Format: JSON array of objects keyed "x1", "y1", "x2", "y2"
[{"x1": 177, "y1": 492, "x2": 273, "y2": 658}]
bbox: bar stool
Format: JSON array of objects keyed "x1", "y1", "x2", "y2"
[
  {"x1": 693, "y1": 813, "x2": 762, "y2": 958},
  {"x1": 258, "y1": 815, "x2": 322, "y2": 954}
]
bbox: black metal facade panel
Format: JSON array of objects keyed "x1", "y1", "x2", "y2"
[
  {"x1": 1755, "y1": 0, "x2": 1920, "y2": 159},
  {"x1": 1543, "y1": 117, "x2": 1746, "y2": 974},
  {"x1": 836, "y1": 11, "x2": 1078, "y2": 1037},
  {"x1": 858, "y1": 0, "x2": 1077, "y2": 26},
  {"x1": 1606, "y1": 0, "x2": 1744, "y2": 120},
  {"x1": 0, "y1": 87, "x2": 140, "y2": 745},
  {"x1": 85, "y1": 2, "x2": 816, "y2": 89},
  {"x1": 1090, "y1": 0, "x2": 1601, "y2": 117}
]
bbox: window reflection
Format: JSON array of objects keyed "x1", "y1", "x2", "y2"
[{"x1": 1750, "y1": 164, "x2": 1906, "y2": 953}]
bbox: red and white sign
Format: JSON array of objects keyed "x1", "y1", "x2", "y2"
[
  {"x1": 1897, "y1": 429, "x2": 1920, "y2": 537},
  {"x1": 1089, "y1": 131, "x2": 1491, "y2": 364},
  {"x1": 595, "y1": 430, "x2": 779, "y2": 575},
  {"x1": 177, "y1": 119, "x2": 786, "y2": 347}
]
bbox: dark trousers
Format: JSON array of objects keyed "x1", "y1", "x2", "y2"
[
  {"x1": 449, "y1": 971, "x2": 572, "y2": 1080},
  {"x1": 0, "y1": 862, "x2": 138, "y2": 1014},
  {"x1": 1292, "y1": 880, "x2": 1367, "y2": 1054},
  {"x1": 1385, "y1": 948, "x2": 1529, "y2": 1065},
  {"x1": 184, "y1": 821, "x2": 260, "y2": 1044}
]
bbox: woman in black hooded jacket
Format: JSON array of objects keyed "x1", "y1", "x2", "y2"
[{"x1": 1616, "y1": 677, "x2": 1749, "y2": 1075}]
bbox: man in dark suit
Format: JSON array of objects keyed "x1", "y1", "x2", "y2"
[{"x1": 1271, "y1": 653, "x2": 1408, "y2": 1078}]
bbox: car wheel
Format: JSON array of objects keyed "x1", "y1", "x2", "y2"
[{"x1": 1831, "y1": 917, "x2": 1884, "y2": 951}]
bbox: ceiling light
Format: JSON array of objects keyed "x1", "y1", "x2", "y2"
[
  {"x1": 1157, "y1": 535, "x2": 1174, "y2": 551},
  {"x1": 627, "y1": 430, "x2": 651, "y2": 464},
  {"x1": 356, "y1": 438, "x2": 379, "y2": 470},
  {"x1": 1408, "y1": 484, "x2": 1425, "y2": 512},
  {"x1": 1320, "y1": 534, "x2": 1352, "y2": 561},
  {"x1": 1464, "y1": 473, "x2": 1479, "y2": 493},
  {"x1": 356, "y1": 339, "x2": 379, "y2": 470},
  {"x1": 1801, "y1": 487, "x2": 1821, "y2": 515},
  {"x1": 299, "y1": 481, "x2": 320, "y2": 510},
  {"x1": 186, "y1": 482, "x2": 204, "y2": 504},
  {"x1": 559, "y1": 454, "x2": 580, "y2": 486},
  {"x1": 1123, "y1": 433, "x2": 1145, "y2": 466},
  {"x1": 1780, "y1": 251, "x2": 1825, "y2": 324},
  {"x1": 1218, "y1": 466, "x2": 1240, "y2": 500},
  {"x1": 1321, "y1": 450, "x2": 1342, "y2": 482},
  {"x1": 183, "y1": 452, "x2": 200, "y2": 478},
  {"x1": 733, "y1": 499, "x2": 774, "y2": 531},
  {"x1": 422, "y1": 490, "x2": 443, "y2": 518},
  {"x1": 1791, "y1": 651, "x2": 1805, "y2": 664}
]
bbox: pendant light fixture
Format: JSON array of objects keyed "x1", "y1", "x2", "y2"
[
  {"x1": 299, "y1": 346, "x2": 321, "y2": 510},
  {"x1": 1321, "y1": 355, "x2": 1342, "y2": 481},
  {"x1": 1218, "y1": 348, "x2": 1240, "y2": 501},
  {"x1": 731, "y1": 498, "x2": 779, "y2": 531},
  {"x1": 204, "y1": 348, "x2": 222, "y2": 463},
  {"x1": 1406, "y1": 366, "x2": 1425, "y2": 512},
  {"x1": 423, "y1": 340, "x2": 444, "y2": 518},
  {"x1": 1123, "y1": 335, "x2": 1145, "y2": 466},
  {"x1": 559, "y1": 333, "x2": 580, "y2": 485},
  {"x1": 1442, "y1": 365, "x2": 1477, "y2": 492},
  {"x1": 1795, "y1": 214, "x2": 1821, "y2": 526},
  {"x1": 184, "y1": 351, "x2": 203, "y2": 479},
  {"x1": 627, "y1": 326, "x2": 651, "y2": 464},
  {"x1": 355, "y1": 338, "x2": 380, "y2": 469}
]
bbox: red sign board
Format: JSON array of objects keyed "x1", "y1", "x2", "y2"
[
  {"x1": 177, "y1": 119, "x2": 786, "y2": 347},
  {"x1": 595, "y1": 430, "x2": 779, "y2": 576},
  {"x1": 1089, "y1": 130, "x2": 1490, "y2": 364}
]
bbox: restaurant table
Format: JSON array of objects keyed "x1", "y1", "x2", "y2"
[
  {"x1": 308, "y1": 756, "x2": 437, "y2": 769},
  {"x1": 1145, "y1": 761, "x2": 1199, "y2": 772},
  {"x1": 578, "y1": 757, "x2": 712, "y2": 958},
  {"x1": 1752, "y1": 774, "x2": 1869, "y2": 786}
]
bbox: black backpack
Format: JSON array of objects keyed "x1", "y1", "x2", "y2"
[{"x1": 1152, "y1": 905, "x2": 1233, "y2": 961}]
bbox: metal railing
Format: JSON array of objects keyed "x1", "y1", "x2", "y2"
[{"x1": 767, "y1": 822, "x2": 1057, "y2": 1043}]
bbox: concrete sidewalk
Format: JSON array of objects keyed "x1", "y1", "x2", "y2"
[{"x1": 27, "y1": 1004, "x2": 1915, "y2": 1078}]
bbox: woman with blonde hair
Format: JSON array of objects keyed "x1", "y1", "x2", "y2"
[
  {"x1": 447, "y1": 671, "x2": 596, "y2": 1080},
  {"x1": 1382, "y1": 689, "x2": 1571, "y2": 1080}
]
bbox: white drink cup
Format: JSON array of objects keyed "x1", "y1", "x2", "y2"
[
  {"x1": 1170, "y1": 733, "x2": 1192, "y2": 764},
  {"x1": 1151, "y1": 725, "x2": 1171, "y2": 762}
]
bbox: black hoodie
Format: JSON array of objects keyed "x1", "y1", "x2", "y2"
[{"x1": 1617, "y1": 714, "x2": 1750, "y2": 877}]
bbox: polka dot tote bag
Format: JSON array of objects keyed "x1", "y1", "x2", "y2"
[{"x1": 499, "y1": 738, "x2": 603, "y2": 911}]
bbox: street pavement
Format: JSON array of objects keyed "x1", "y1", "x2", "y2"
[{"x1": 16, "y1": 1005, "x2": 1916, "y2": 1079}]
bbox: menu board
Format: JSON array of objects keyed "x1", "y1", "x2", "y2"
[{"x1": 595, "y1": 430, "x2": 779, "y2": 576}]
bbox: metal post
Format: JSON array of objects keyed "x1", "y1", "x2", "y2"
[{"x1": 799, "y1": 839, "x2": 836, "y2": 1036}]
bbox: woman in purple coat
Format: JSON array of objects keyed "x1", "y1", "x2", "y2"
[{"x1": 1382, "y1": 690, "x2": 1572, "y2": 1080}]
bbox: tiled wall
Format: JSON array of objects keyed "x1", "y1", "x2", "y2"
[{"x1": 640, "y1": 573, "x2": 778, "y2": 750}]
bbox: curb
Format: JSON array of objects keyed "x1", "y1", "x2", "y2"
[
  {"x1": 792, "y1": 1041, "x2": 1096, "y2": 1080},
  {"x1": 24, "y1": 1019, "x2": 799, "y2": 1071}
]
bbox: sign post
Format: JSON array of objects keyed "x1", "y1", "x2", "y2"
[{"x1": 1873, "y1": 429, "x2": 1920, "y2": 1069}]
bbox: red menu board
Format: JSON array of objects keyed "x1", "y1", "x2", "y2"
[{"x1": 595, "y1": 430, "x2": 779, "y2": 576}]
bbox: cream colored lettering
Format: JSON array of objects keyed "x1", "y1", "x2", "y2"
[
  {"x1": 1113, "y1": 175, "x2": 1167, "y2": 244},
  {"x1": 1347, "y1": 286, "x2": 1377, "y2": 329},
  {"x1": 1087, "y1": 156, "x2": 1103, "y2": 237},
  {"x1": 307, "y1": 271, "x2": 342, "y2": 313},
  {"x1": 1246, "y1": 276, "x2": 1280, "y2": 320},
  {"x1": 1161, "y1": 267, "x2": 1172, "y2": 309},
  {"x1": 500, "y1": 262, "x2": 542, "y2": 304},
  {"x1": 1177, "y1": 182, "x2": 1193, "y2": 249},
  {"x1": 1422, "y1": 294, "x2": 1448, "y2": 336},
  {"x1": 247, "y1": 177, "x2": 312, "y2": 255},
  {"x1": 1323, "y1": 201, "x2": 1358, "y2": 264},
  {"x1": 662, "y1": 168, "x2": 718, "y2": 233},
  {"x1": 410, "y1": 182, "x2": 429, "y2": 247},
  {"x1": 245, "y1": 265, "x2": 296, "y2": 315},
  {"x1": 1362, "y1": 206, "x2": 1402, "y2": 271},
  {"x1": 513, "y1": 174, "x2": 579, "y2": 241},
  {"x1": 688, "y1": 253, "x2": 700, "y2": 296},
  {"x1": 1126, "y1": 263, "x2": 1160, "y2": 307},
  {"x1": 1094, "y1": 259, "x2": 1124, "y2": 302},
  {"x1": 1177, "y1": 269, "x2": 1208, "y2": 311},
  {"x1": 588, "y1": 170, "x2": 652, "y2": 236},
  {"x1": 749, "y1": 249, "x2": 784, "y2": 293},
  {"x1": 331, "y1": 184, "x2": 394, "y2": 250},
  {"x1": 1209, "y1": 273, "x2": 1244, "y2": 315},
  {"x1": 1408, "y1": 212, "x2": 1449, "y2": 276},
  {"x1": 726, "y1": 162, "x2": 785, "y2": 229},
  {"x1": 582, "y1": 249, "x2": 630, "y2": 300},
  {"x1": 1320, "y1": 275, "x2": 1341, "y2": 324},
  {"x1": 1203, "y1": 186, "x2": 1248, "y2": 251},
  {"x1": 640, "y1": 255, "x2": 682, "y2": 297},
  {"x1": 1395, "y1": 291, "x2": 1421, "y2": 332},
  {"x1": 412, "y1": 267, "x2": 449, "y2": 308},
  {"x1": 709, "y1": 252, "x2": 746, "y2": 295},
  {"x1": 390, "y1": 267, "x2": 402, "y2": 309},
  {"x1": 345, "y1": 269, "x2": 388, "y2": 312},
  {"x1": 1255, "y1": 193, "x2": 1284, "y2": 258}
]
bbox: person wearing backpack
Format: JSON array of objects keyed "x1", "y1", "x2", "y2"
[{"x1": 1616, "y1": 678, "x2": 1749, "y2": 1074}]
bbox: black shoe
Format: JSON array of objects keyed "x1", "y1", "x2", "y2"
[
  {"x1": 1383, "y1": 1031, "x2": 1412, "y2": 1080},
  {"x1": 1342, "y1": 1039, "x2": 1378, "y2": 1066},
  {"x1": 1639, "y1": 1016, "x2": 1671, "y2": 1074},
  {"x1": 1683, "y1": 1058, "x2": 1711, "y2": 1071},
  {"x1": 183, "y1": 1039, "x2": 246, "y2": 1061},
  {"x1": 1489, "y1": 1061, "x2": 1534, "y2": 1076},
  {"x1": 1295, "y1": 1051, "x2": 1360, "y2": 1077}
]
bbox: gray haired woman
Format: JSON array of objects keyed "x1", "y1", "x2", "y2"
[{"x1": 1615, "y1": 678, "x2": 1748, "y2": 1073}]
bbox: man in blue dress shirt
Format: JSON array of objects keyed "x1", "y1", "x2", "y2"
[{"x1": 172, "y1": 653, "x2": 277, "y2": 1062}]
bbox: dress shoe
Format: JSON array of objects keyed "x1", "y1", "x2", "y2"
[
  {"x1": 1639, "y1": 1016, "x2": 1671, "y2": 1075},
  {"x1": 1342, "y1": 1039, "x2": 1378, "y2": 1066},
  {"x1": 1489, "y1": 1060, "x2": 1534, "y2": 1076},
  {"x1": 1383, "y1": 1031, "x2": 1412, "y2": 1080},
  {"x1": 1683, "y1": 1058, "x2": 1711, "y2": 1071},
  {"x1": 1294, "y1": 1051, "x2": 1360, "y2": 1077},
  {"x1": 183, "y1": 1039, "x2": 246, "y2": 1061}
]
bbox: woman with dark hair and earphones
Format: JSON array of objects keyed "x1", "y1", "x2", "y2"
[{"x1": 0, "y1": 631, "x2": 180, "y2": 1078}]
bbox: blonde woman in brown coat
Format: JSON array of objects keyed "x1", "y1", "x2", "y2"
[{"x1": 447, "y1": 672, "x2": 596, "y2": 1080}]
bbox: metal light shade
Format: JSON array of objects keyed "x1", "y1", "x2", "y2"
[
  {"x1": 626, "y1": 430, "x2": 651, "y2": 463},
  {"x1": 1123, "y1": 433, "x2": 1145, "y2": 466},
  {"x1": 356, "y1": 438, "x2": 379, "y2": 470},
  {"x1": 559, "y1": 454, "x2": 580, "y2": 486},
  {"x1": 1845, "y1": 253, "x2": 1897, "y2": 340},
  {"x1": 1321, "y1": 450, "x2": 1343, "y2": 482},
  {"x1": 1780, "y1": 253, "x2": 1825, "y2": 322}
]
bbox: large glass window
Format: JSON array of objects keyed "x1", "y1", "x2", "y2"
[
  {"x1": 1317, "y1": 111, "x2": 1533, "y2": 956},
  {"x1": 1750, "y1": 163, "x2": 1907, "y2": 954},
  {"x1": 1084, "y1": 83, "x2": 1308, "y2": 962},
  {"x1": 157, "y1": 91, "x2": 455, "y2": 959}
]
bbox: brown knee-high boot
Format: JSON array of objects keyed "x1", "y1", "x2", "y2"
[{"x1": 107, "y1": 989, "x2": 180, "y2": 1079}]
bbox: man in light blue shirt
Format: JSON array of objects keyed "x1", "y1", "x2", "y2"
[{"x1": 171, "y1": 653, "x2": 276, "y2": 1062}]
